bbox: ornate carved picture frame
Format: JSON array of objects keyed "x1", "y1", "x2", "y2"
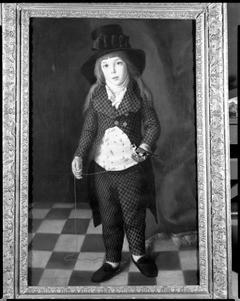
[{"x1": 2, "y1": 2, "x2": 232, "y2": 299}]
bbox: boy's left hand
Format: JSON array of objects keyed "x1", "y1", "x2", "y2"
[{"x1": 132, "y1": 147, "x2": 149, "y2": 162}]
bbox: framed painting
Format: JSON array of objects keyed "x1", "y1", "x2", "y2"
[{"x1": 2, "y1": 2, "x2": 232, "y2": 299}]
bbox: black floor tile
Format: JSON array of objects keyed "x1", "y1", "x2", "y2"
[
  {"x1": 28, "y1": 203, "x2": 34, "y2": 209},
  {"x1": 46, "y1": 252, "x2": 78, "y2": 270},
  {"x1": 154, "y1": 251, "x2": 181, "y2": 270},
  {"x1": 32, "y1": 202, "x2": 55, "y2": 209},
  {"x1": 45, "y1": 208, "x2": 72, "y2": 220},
  {"x1": 28, "y1": 233, "x2": 60, "y2": 251},
  {"x1": 80, "y1": 234, "x2": 105, "y2": 252},
  {"x1": 76, "y1": 202, "x2": 91, "y2": 209},
  {"x1": 120, "y1": 252, "x2": 131, "y2": 272},
  {"x1": 61, "y1": 219, "x2": 90, "y2": 235},
  {"x1": 68, "y1": 270, "x2": 99, "y2": 286},
  {"x1": 179, "y1": 244, "x2": 198, "y2": 251},
  {"x1": 28, "y1": 267, "x2": 44, "y2": 286},
  {"x1": 121, "y1": 251, "x2": 130, "y2": 262},
  {"x1": 28, "y1": 219, "x2": 43, "y2": 233},
  {"x1": 128, "y1": 272, "x2": 157, "y2": 285},
  {"x1": 183, "y1": 270, "x2": 199, "y2": 285}
]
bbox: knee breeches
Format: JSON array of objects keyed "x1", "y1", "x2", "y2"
[{"x1": 93, "y1": 162, "x2": 146, "y2": 262}]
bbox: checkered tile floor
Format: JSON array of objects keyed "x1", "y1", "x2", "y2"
[{"x1": 28, "y1": 202, "x2": 199, "y2": 286}]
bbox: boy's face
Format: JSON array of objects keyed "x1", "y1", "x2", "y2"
[{"x1": 100, "y1": 56, "x2": 128, "y2": 86}]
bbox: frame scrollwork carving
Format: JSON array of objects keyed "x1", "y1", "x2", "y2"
[
  {"x1": 2, "y1": 2, "x2": 232, "y2": 299},
  {"x1": 208, "y1": 3, "x2": 232, "y2": 299},
  {"x1": 2, "y1": 3, "x2": 17, "y2": 300}
]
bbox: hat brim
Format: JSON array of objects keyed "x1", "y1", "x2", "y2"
[{"x1": 81, "y1": 48, "x2": 146, "y2": 84}]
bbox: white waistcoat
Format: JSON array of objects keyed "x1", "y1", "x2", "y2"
[{"x1": 94, "y1": 126, "x2": 138, "y2": 171}]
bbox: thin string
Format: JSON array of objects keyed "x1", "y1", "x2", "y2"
[
  {"x1": 64, "y1": 177, "x2": 105, "y2": 262},
  {"x1": 64, "y1": 173, "x2": 128, "y2": 266},
  {"x1": 82, "y1": 170, "x2": 109, "y2": 176},
  {"x1": 64, "y1": 177, "x2": 79, "y2": 261},
  {"x1": 80, "y1": 152, "x2": 159, "y2": 177}
]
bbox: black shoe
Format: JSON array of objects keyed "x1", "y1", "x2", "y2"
[
  {"x1": 91, "y1": 262, "x2": 121, "y2": 283},
  {"x1": 132, "y1": 255, "x2": 158, "y2": 277}
]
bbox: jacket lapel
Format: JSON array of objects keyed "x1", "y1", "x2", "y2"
[
  {"x1": 92, "y1": 79, "x2": 142, "y2": 118},
  {"x1": 116, "y1": 79, "x2": 141, "y2": 116},
  {"x1": 93, "y1": 85, "x2": 116, "y2": 118}
]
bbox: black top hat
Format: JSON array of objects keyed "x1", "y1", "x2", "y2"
[{"x1": 81, "y1": 24, "x2": 146, "y2": 84}]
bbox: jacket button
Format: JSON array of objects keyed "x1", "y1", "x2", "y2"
[
  {"x1": 123, "y1": 122, "x2": 127, "y2": 127},
  {"x1": 114, "y1": 120, "x2": 119, "y2": 126},
  {"x1": 125, "y1": 112, "x2": 129, "y2": 117}
]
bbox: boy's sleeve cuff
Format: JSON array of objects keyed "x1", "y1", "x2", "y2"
[{"x1": 139, "y1": 143, "x2": 152, "y2": 153}]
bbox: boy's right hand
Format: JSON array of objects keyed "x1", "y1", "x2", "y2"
[{"x1": 71, "y1": 156, "x2": 83, "y2": 179}]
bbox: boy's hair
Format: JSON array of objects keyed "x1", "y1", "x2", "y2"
[{"x1": 83, "y1": 51, "x2": 152, "y2": 112}]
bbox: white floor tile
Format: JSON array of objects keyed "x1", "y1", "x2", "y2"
[
  {"x1": 232, "y1": 271, "x2": 239, "y2": 300},
  {"x1": 28, "y1": 250, "x2": 52, "y2": 268},
  {"x1": 52, "y1": 203, "x2": 75, "y2": 208},
  {"x1": 100, "y1": 270, "x2": 129, "y2": 286},
  {"x1": 156, "y1": 270, "x2": 185, "y2": 286},
  {"x1": 69, "y1": 209, "x2": 92, "y2": 219},
  {"x1": 74, "y1": 252, "x2": 105, "y2": 271},
  {"x1": 122, "y1": 236, "x2": 130, "y2": 252},
  {"x1": 128, "y1": 260, "x2": 140, "y2": 272},
  {"x1": 54, "y1": 234, "x2": 85, "y2": 252},
  {"x1": 29, "y1": 209, "x2": 50, "y2": 219},
  {"x1": 37, "y1": 220, "x2": 66, "y2": 234},
  {"x1": 38, "y1": 269, "x2": 72, "y2": 286},
  {"x1": 86, "y1": 219, "x2": 102, "y2": 234},
  {"x1": 179, "y1": 249, "x2": 198, "y2": 270},
  {"x1": 153, "y1": 238, "x2": 179, "y2": 252}
]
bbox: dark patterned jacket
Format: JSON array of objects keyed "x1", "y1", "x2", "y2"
[
  {"x1": 74, "y1": 78, "x2": 161, "y2": 226},
  {"x1": 75, "y1": 78, "x2": 160, "y2": 160}
]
